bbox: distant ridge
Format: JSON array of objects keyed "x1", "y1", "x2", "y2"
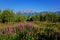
[
  {"x1": 16, "y1": 10, "x2": 60, "y2": 17},
  {"x1": 56, "y1": 11, "x2": 60, "y2": 15}
]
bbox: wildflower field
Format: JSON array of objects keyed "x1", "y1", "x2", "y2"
[
  {"x1": 0, "y1": 22, "x2": 60, "y2": 40},
  {"x1": 0, "y1": 0, "x2": 60, "y2": 40},
  {"x1": 0, "y1": 9, "x2": 60, "y2": 40}
]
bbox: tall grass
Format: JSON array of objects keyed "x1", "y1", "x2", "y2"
[{"x1": 0, "y1": 22, "x2": 60, "y2": 40}]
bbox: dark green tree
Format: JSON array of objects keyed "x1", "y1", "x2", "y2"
[
  {"x1": 45, "y1": 13, "x2": 51, "y2": 22},
  {"x1": 32, "y1": 14, "x2": 40, "y2": 21},
  {"x1": 0, "y1": 10, "x2": 2, "y2": 22},
  {"x1": 16, "y1": 14, "x2": 28, "y2": 22},
  {"x1": 19, "y1": 15, "x2": 27, "y2": 22},
  {"x1": 58, "y1": 15, "x2": 60, "y2": 22},
  {"x1": 1, "y1": 9, "x2": 15, "y2": 23},
  {"x1": 51, "y1": 13, "x2": 58, "y2": 22}
]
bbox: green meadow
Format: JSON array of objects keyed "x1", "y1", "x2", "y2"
[{"x1": 0, "y1": 10, "x2": 60, "y2": 40}]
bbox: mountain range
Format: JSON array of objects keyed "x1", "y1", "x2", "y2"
[{"x1": 16, "y1": 10, "x2": 60, "y2": 17}]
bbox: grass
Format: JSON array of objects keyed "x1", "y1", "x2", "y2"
[
  {"x1": 0, "y1": 22, "x2": 60, "y2": 28},
  {"x1": 0, "y1": 22, "x2": 60, "y2": 32},
  {"x1": 0, "y1": 22, "x2": 60, "y2": 40}
]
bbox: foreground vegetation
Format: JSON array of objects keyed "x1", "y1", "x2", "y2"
[
  {"x1": 0, "y1": 22, "x2": 60, "y2": 40},
  {"x1": 0, "y1": 9, "x2": 60, "y2": 40}
]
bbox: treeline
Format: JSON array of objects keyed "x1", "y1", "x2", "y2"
[
  {"x1": 31, "y1": 13, "x2": 60, "y2": 22},
  {"x1": 0, "y1": 9, "x2": 60, "y2": 23}
]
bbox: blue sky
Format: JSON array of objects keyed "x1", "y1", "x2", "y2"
[{"x1": 0, "y1": 0, "x2": 60, "y2": 12}]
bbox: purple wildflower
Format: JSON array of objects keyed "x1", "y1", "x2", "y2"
[
  {"x1": 25, "y1": 23, "x2": 34, "y2": 28},
  {"x1": 13, "y1": 27, "x2": 17, "y2": 33},
  {"x1": 8, "y1": 27, "x2": 13, "y2": 34},
  {"x1": 18, "y1": 23, "x2": 24, "y2": 28},
  {"x1": 3, "y1": 33, "x2": 7, "y2": 37},
  {"x1": 26, "y1": 31, "x2": 31, "y2": 36}
]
